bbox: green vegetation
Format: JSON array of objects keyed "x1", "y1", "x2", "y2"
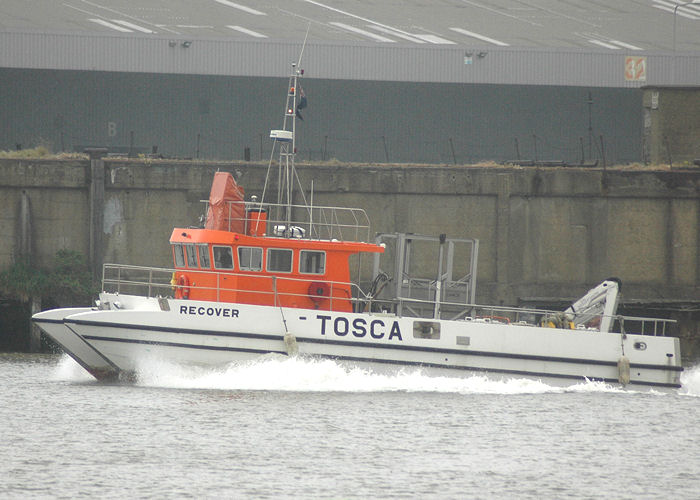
[
  {"x1": 0, "y1": 146, "x2": 88, "y2": 159},
  {"x1": 0, "y1": 250, "x2": 98, "y2": 306},
  {"x1": 0, "y1": 146, "x2": 51, "y2": 158}
]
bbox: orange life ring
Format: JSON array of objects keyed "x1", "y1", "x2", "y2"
[
  {"x1": 175, "y1": 274, "x2": 190, "y2": 300},
  {"x1": 308, "y1": 281, "x2": 330, "y2": 305}
]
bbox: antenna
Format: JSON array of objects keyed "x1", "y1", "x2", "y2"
[
  {"x1": 297, "y1": 23, "x2": 311, "y2": 68},
  {"x1": 261, "y1": 26, "x2": 314, "y2": 235}
]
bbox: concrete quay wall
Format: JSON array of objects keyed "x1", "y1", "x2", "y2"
[{"x1": 2, "y1": 158, "x2": 699, "y2": 309}]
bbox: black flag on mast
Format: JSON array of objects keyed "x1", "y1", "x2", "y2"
[{"x1": 296, "y1": 87, "x2": 307, "y2": 120}]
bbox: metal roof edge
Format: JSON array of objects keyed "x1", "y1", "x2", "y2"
[{"x1": 2, "y1": 30, "x2": 699, "y2": 87}]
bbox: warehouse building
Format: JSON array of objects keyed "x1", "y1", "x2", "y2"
[{"x1": 1, "y1": 0, "x2": 699, "y2": 164}]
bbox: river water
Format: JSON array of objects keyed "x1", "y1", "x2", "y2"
[{"x1": 1, "y1": 352, "x2": 699, "y2": 499}]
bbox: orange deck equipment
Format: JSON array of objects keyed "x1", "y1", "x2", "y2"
[{"x1": 204, "y1": 172, "x2": 245, "y2": 233}]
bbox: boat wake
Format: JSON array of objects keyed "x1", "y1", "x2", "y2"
[
  {"x1": 51, "y1": 354, "x2": 100, "y2": 383},
  {"x1": 131, "y1": 354, "x2": 570, "y2": 394},
  {"x1": 51, "y1": 354, "x2": 700, "y2": 396},
  {"x1": 133, "y1": 355, "x2": 642, "y2": 394},
  {"x1": 48, "y1": 353, "x2": 647, "y2": 395},
  {"x1": 679, "y1": 364, "x2": 700, "y2": 397}
]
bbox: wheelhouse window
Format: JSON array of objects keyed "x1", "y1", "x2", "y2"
[
  {"x1": 198, "y1": 244, "x2": 211, "y2": 269},
  {"x1": 184, "y1": 243, "x2": 198, "y2": 268},
  {"x1": 213, "y1": 245, "x2": 234, "y2": 269},
  {"x1": 173, "y1": 244, "x2": 185, "y2": 267},
  {"x1": 238, "y1": 246, "x2": 262, "y2": 271},
  {"x1": 300, "y1": 250, "x2": 325, "y2": 274},
  {"x1": 267, "y1": 248, "x2": 293, "y2": 273}
]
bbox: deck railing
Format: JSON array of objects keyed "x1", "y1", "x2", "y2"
[
  {"x1": 363, "y1": 295, "x2": 676, "y2": 337},
  {"x1": 102, "y1": 263, "x2": 368, "y2": 311},
  {"x1": 101, "y1": 263, "x2": 676, "y2": 337}
]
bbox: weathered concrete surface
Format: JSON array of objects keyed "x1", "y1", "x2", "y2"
[
  {"x1": 2, "y1": 158, "x2": 699, "y2": 358},
  {"x1": 643, "y1": 86, "x2": 700, "y2": 165},
  {"x1": 2, "y1": 159, "x2": 699, "y2": 299}
]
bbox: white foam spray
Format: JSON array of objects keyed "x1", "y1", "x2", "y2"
[
  {"x1": 679, "y1": 364, "x2": 700, "y2": 397},
  {"x1": 52, "y1": 353, "x2": 700, "y2": 396},
  {"x1": 130, "y1": 354, "x2": 621, "y2": 395},
  {"x1": 50, "y1": 354, "x2": 96, "y2": 383}
]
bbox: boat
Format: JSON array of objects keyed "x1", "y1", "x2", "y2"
[{"x1": 33, "y1": 60, "x2": 683, "y2": 389}]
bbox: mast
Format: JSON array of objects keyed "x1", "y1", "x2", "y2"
[
  {"x1": 266, "y1": 60, "x2": 308, "y2": 237},
  {"x1": 260, "y1": 28, "x2": 317, "y2": 239},
  {"x1": 264, "y1": 65, "x2": 296, "y2": 230},
  {"x1": 282, "y1": 62, "x2": 299, "y2": 227}
]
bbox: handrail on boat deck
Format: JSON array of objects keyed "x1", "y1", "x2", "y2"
[
  {"x1": 101, "y1": 263, "x2": 676, "y2": 337},
  {"x1": 372, "y1": 295, "x2": 675, "y2": 337},
  {"x1": 102, "y1": 263, "x2": 368, "y2": 311}
]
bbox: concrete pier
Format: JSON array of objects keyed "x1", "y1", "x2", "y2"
[{"x1": 1, "y1": 158, "x2": 698, "y2": 357}]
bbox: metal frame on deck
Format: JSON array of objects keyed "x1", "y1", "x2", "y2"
[{"x1": 372, "y1": 233, "x2": 479, "y2": 319}]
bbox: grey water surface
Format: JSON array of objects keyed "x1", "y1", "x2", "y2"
[{"x1": 2, "y1": 352, "x2": 699, "y2": 499}]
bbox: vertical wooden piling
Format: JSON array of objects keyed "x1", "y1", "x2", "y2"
[
  {"x1": 86, "y1": 148, "x2": 107, "y2": 282},
  {"x1": 29, "y1": 296, "x2": 42, "y2": 352},
  {"x1": 18, "y1": 190, "x2": 42, "y2": 352}
]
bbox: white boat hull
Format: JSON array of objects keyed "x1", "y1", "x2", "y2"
[
  {"x1": 31, "y1": 307, "x2": 121, "y2": 381},
  {"x1": 35, "y1": 293, "x2": 683, "y2": 389}
]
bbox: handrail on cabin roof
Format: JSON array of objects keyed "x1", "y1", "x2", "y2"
[{"x1": 200, "y1": 199, "x2": 374, "y2": 243}]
